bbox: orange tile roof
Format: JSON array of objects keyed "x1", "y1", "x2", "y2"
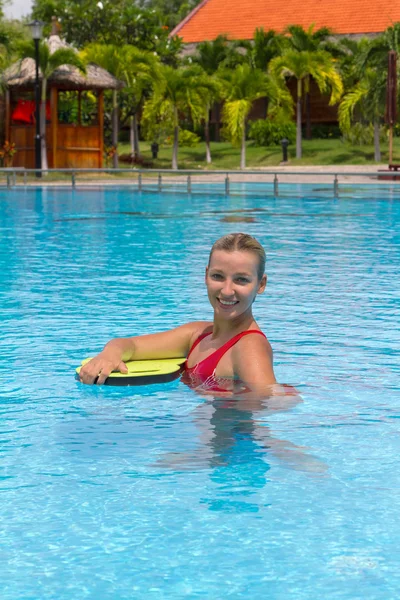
[{"x1": 171, "y1": 0, "x2": 400, "y2": 42}]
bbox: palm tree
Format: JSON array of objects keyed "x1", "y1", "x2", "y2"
[
  {"x1": 285, "y1": 24, "x2": 338, "y2": 138},
  {"x1": 335, "y1": 37, "x2": 370, "y2": 91},
  {"x1": 360, "y1": 23, "x2": 400, "y2": 66},
  {"x1": 18, "y1": 40, "x2": 86, "y2": 171},
  {"x1": 270, "y1": 50, "x2": 343, "y2": 158},
  {"x1": 141, "y1": 65, "x2": 207, "y2": 169},
  {"x1": 82, "y1": 43, "x2": 161, "y2": 160},
  {"x1": 339, "y1": 68, "x2": 386, "y2": 162},
  {"x1": 247, "y1": 28, "x2": 285, "y2": 71},
  {"x1": 219, "y1": 64, "x2": 293, "y2": 169},
  {"x1": 190, "y1": 35, "x2": 244, "y2": 142},
  {"x1": 190, "y1": 35, "x2": 238, "y2": 74},
  {"x1": 0, "y1": 24, "x2": 12, "y2": 71},
  {"x1": 194, "y1": 70, "x2": 222, "y2": 164},
  {"x1": 357, "y1": 24, "x2": 400, "y2": 162}
]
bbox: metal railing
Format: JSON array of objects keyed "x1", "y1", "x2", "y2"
[{"x1": 1, "y1": 167, "x2": 400, "y2": 198}]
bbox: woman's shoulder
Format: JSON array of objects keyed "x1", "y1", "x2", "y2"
[
  {"x1": 233, "y1": 329, "x2": 273, "y2": 356},
  {"x1": 232, "y1": 330, "x2": 275, "y2": 386},
  {"x1": 185, "y1": 321, "x2": 213, "y2": 345},
  {"x1": 183, "y1": 320, "x2": 213, "y2": 332}
]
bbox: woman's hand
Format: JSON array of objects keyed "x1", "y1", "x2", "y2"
[{"x1": 79, "y1": 350, "x2": 128, "y2": 385}]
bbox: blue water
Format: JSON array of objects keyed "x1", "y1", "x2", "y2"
[{"x1": 1, "y1": 183, "x2": 399, "y2": 599}]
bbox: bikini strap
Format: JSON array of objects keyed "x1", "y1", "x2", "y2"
[
  {"x1": 186, "y1": 331, "x2": 212, "y2": 361},
  {"x1": 200, "y1": 330, "x2": 266, "y2": 375}
]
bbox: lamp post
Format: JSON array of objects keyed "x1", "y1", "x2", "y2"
[
  {"x1": 280, "y1": 138, "x2": 289, "y2": 163},
  {"x1": 27, "y1": 20, "x2": 44, "y2": 177}
]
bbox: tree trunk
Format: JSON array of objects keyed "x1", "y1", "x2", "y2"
[
  {"x1": 305, "y1": 93, "x2": 311, "y2": 140},
  {"x1": 130, "y1": 115, "x2": 134, "y2": 157},
  {"x1": 40, "y1": 79, "x2": 48, "y2": 172},
  {"x1": 296, "y1": 79, "x2": 302, "y2": 160},
  {"x1": 240, "y1": 122, "x2": 246, "y2": 170},
  {"x1": 373, "y1": 119, "x2": 381, "y2": 162},
  {"x1": 205, "y1": 107, "x2": 211, "y2": 164},
  {"x1": 305, "y1": 75, "x2": 311, "y2": 140},
  {"x1": 112, "y1": 90, "x2": 118, "y2": 169},
  {"x1": 133, "y1": 113, "x2": 140, "y2": 157},
  {"x1": 172, "y1": 119, "x2": 179, "y2": 170},
  {"x1": 215, "y1": 102, "x2": 221, "y2": 142}
]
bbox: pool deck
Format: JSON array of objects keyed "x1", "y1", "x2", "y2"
[
  {"x1": 189, "y1": 165, "x2": 400, "y2": 185},
  {"x1": 1, "y1": 164, "x2": 399, "y2": 187}
]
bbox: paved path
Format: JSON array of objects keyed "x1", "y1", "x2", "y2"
[{"x1": 2, "y1": 165, "x2": 399, "y2": 186}]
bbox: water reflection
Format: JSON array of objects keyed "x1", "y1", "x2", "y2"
[{"x1": 155, "y1": 388, "x2": 327, "y2": 512}]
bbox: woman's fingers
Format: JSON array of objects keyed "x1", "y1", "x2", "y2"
[{"x1": 79, "y1": 357, "x2": 128, "y2": 385}]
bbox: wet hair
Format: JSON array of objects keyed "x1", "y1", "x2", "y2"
[{"x1": 209, "y1": 233, "x2": 266, "y2": 280}]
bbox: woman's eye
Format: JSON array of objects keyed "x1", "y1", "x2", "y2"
[
  {"x1": 236, "y1": 278, "x2": 249, "y2": 284},
  {"x1": 211, "y1": 273, "x2": 223, "y2": 280}
]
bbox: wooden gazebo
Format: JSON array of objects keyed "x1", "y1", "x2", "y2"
[{"x1": 4, "y1": 28, "x2": 122, "y2": 169}]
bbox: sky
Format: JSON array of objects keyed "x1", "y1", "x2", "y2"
[{"x1": 4, "y1": 0, "x2": 32, "y2": 19}]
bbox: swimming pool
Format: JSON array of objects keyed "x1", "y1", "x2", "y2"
[{"x1": 1, "y1": 183, "x2": 399, "y2": 599}]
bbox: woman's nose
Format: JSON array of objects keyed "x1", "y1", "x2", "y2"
[{"x1": 221, "y1": 280, "x2": 234, "y2": 296}]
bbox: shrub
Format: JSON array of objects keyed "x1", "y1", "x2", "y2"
[
  {"x1": 165, "y1": 129, "x2": 201, "y2": 147},
  {"x1": 342, "y1": 123, "x2": 386, "y2": 146},
  {"x1": 310, "y1": 124, "x2": 341, "y2": 139},
  {"x1": 248, "y1": 119, "x2": 296, "y2": 146}
]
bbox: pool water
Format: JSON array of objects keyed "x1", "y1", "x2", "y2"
[{"x1": 1, "y1": 183, "x2": 399, "y2": 599}]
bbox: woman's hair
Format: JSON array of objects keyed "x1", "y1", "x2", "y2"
[{"x1": 209, "y1": 233, "x2": 266, "y2": 280}]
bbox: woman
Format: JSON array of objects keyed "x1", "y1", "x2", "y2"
[{"x1": 79, "y1": 233, "x2": 277, "y2": 396}]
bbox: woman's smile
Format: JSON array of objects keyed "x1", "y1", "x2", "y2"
[{"x1": 217, "y1": 298, "x2": 239, "y2": 308}]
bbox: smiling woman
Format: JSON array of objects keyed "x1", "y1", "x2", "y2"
[{"x1": 78, "y1": 233, "x2": 277, "y2": 395}]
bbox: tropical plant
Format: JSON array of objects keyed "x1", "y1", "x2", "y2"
[
  {"x1": 219, "y1": 64, "x2": 293, "y2": 169},
  {"x1": 359, "y1": 23, "x2": 400, "y2": 67},
  {"x1": 240, "y1": 28, "x2": 285, "y2": 71},
  {"x1": 355, "y1": 24, "x2": 400, "y2": 162},
  {"x1": 185, "y1": 65, "x2": 221, "y2": 163},
  {"x1": 31, "y1": 0, "x2": 183, "y2": 63},
  {"x1": 18, "y1": 40, "x2": 86, "y2": 171},
  {"x1": 81, "y1": 43, "x2": 161, "y2": 160},
  {"x1": 189, "y1": 35, "x2": 246, "y2": 148},
  {"x1": 248, "y1": 117, "x2": 296, "y2": 146},
  {"x1": 0, "y1": 18, "x2": 28, "y2": 72},
  {"x1": 269, "y1": 50, "x2": 343, "y2": 158},
  {"x1": 284, "y1": 24, "x2": 341, "y2": 139},
  {"x1": 190, "y1": 35, "x2": 244, "y2": 74},
  {"x1": 338, "y1": 68, "x2": 387, "y2": 161},
  {"x1": 165, "y1": 129, "x2": 200, "y2": 147},
  {"x1": 141, "y1": 65, "x2": 211, "y2": 169},
  {"x1": 0, "y1": 140, "x2": 17, "y2": 167}
]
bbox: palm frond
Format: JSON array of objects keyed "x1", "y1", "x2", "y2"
[
  {"x1": 49, "y1": 48, "x2": 86, "y2": 76},
  {"x1": 222, "y1": 99, "x2": 252, "y2": 146}
]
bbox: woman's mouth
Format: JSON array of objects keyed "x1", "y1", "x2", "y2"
[{"x1": 217, "y1": 298, "x2": 239, "y2": 308}]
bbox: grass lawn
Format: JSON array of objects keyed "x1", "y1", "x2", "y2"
[{"x1": 117, "y1": 138, "x2": 400, "y2": 170}]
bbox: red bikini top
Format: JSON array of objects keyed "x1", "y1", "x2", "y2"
[{"x1": 185, "y1": 330, "x2": 266, "y2": 379}]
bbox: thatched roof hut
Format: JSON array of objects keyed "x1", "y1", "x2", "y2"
[
  {"x1": 4, "y1": 20, "x2": 123, "y2": 169},
  {"x1": 4, "y1": 33, "x2": 122, "y2": 91}
]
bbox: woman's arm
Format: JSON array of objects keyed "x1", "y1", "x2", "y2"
[
  {"x1": 232, "y1": 334, "x2": 277, "y2": 396},
  {"x1": 79, "y1": 321, "x2": 211, "y2": 385}
]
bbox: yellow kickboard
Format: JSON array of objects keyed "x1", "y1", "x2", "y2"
[{"x1": 76, "y1": 357, "x2": 186, "y2": 386}]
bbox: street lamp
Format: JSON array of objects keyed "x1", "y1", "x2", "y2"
[{"x1": 27, "y1": 20, "x2": 44, "y2": 177}]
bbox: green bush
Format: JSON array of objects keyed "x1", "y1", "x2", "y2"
[
  {"x1": 164, "y1": 129, "x2": 201, "y2": 147},
  {"x1": 342, "y1": 123, "x2": 386, "y2": 146},
  {"x1": 248, "y1": 119, "x2": 296, "y2": 146},
  {"x1": 310, "y1": 124, "x2": 341, "y2": 139}
]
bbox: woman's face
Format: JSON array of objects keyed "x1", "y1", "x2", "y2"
[{"x1": 206, "y1": 250, "x2": 266, "y2": 320}]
